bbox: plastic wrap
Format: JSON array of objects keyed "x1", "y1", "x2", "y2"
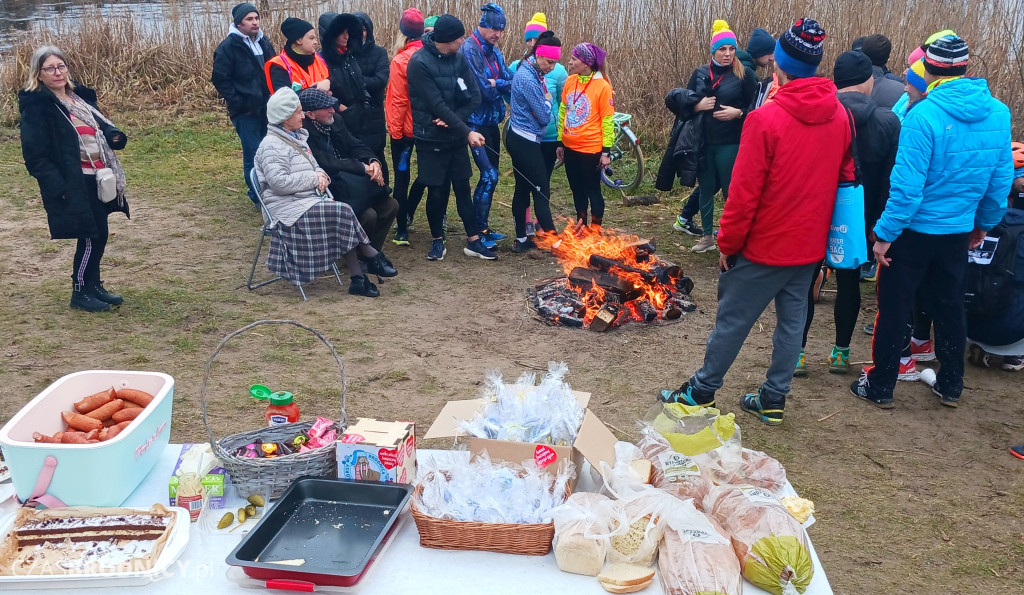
[
  {"x1": 414, "y1": 451, "x2": 573, "y2": 524},
  {"x1": 704, "y1": 484, "x2": 814, "y2": 595},
  {"x1": 601, "y1": 481, "x2": 677, "y2": 567},
  {"x1": 636, "y1": 429, "x2": 713, "y2": 509},
  {"x1": 644, "y1": 403, "x2": 741, "y2": 456},
  {"x1": 551, "y1": 492, "x2": 618, "y2": 576},
  {"x1": 693, "y1": 447, "x2": 789, "y2": 496},
  {"x1": 460, "y1": 362, "x2": 585, "y2": 446},
  {"x1": 658, "y1": 498, "x2": 743, "y2": 595}
]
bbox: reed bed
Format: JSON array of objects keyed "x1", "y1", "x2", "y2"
[{"x1": 2, "y1": 0, "x2": 1022, "y2": 140}]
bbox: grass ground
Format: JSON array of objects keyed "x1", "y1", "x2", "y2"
[{"x1": 1, "y1": 107, "x2": 1022, "y2": 593}]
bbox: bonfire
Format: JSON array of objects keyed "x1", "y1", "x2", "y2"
[{"x1": 530, "y1": 224, "x2": 696, "y2": 331}]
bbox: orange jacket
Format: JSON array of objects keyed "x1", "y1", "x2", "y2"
[
  {"x1": 384, "y1": 40, "x2": 423, "y2": 140},
  {"x1": 264, "y1": 51, "x2": 329, "y2": 93}
]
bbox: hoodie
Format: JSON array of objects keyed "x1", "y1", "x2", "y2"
[
  {"x1": 717, "y1": 77, "x2": 856, "y2": 265},
  {"x1": 352, "y1": 12, "x2": 390, "y2": 137},
  {"x1": 875, "y1": 77, "x2": 1012, "y2": 242},
  {"x1": 320, "y1": 13, "x2": 372, "y2": 138}
]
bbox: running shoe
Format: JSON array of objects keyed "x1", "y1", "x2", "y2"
[
  {"x1": 673, "y1": 216, "x2": 701, "y2": 236},
  {"x1": 931, "y1": 384, "x2": 959, "y2": 408},
  {"x1": 464, "y1": 238, "x2": 497, "y2": 260},
  {"x1": 525, "y1": 221, "x2": 536, "y2": 237},
  {"x1": 482, "y1": 230, "x2": 506, "y2": 243},
  {"x1": 897, "y1": 358, "x2": 921, "y2": 382},
  {"x1": 828, "y1": 346, "x2": 850, "y2": 374},
  {"x1": 967, "y1": 343, "x2": 995, "y2": 368},
  {"x1": 658, "y1": 381, "x2": 715, "y2": 408},
  {"x1": 1010, "y1": 445, "x2": 1024, "y2": 460},
  {"x1": 1003, "y1": 356, "x2": 1024, "y2": 372},
  {"x1": 793, "y1": 349, "x2": 808, "y2": 377},
  {"x1": 691, "y1": 235, "x2": 717, "y2": 253},
  {"x1": 910, "y1": 339, "x2": 936, "y2": 362},
  {"x1": 392, "y1": 231, "x2": 410, "y2": 246},
  {"x1": 849, "y1": 372, "x2": 895, "y2": 409},
  {"x1": 740, "y1": 389, "x2": 784, "y2": 426},
  {"x1": 513, "y1": 238, "x2": 538, "y2": 253},
  {"x1": 426, "y1": 239, "x2": 446, "y2": 261},
  {"x1": 864, "y1": 323, "x2": 874, "y2": 335}
]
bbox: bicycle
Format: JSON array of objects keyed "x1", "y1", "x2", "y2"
[{"x1": 553, "y1": 112, "x2": 645, "y2": 192}]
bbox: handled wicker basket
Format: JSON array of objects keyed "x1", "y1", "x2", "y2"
[
  {"x1": 200, "y1": 320, "x2": 347, "y2": 499},
  {"x1": 410, "y1": 471, "x2": 570, "y2": 556}
]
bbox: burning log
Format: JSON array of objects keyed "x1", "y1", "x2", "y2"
[
  {"x1": 567, "y1": 267, "x2": 642, "y2": 300},
  {"x1": 587, "y1": 254, "x2": 683, "y2": 286},
  {"x1": 588, "y1": 304, "x2": 620, "y2": 333},
  {"x1": 635, "y1": 299, "x2": 659, "y2": 323},
  {"x1": 662, "y1": 305, "x2": 683, "y2": 320}
]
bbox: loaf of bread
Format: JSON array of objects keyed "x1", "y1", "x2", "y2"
[
  {"x1": 658, "y1": 524, "x2": 742, "y2": 595},
  {"x1": 599, "y1": 563, "x2": 656, "y2": 586},
  {"x1": 553, "y1": 492, "x2": 612, "y2": 576},
  {"x1": 608, "y1": 497, "x2": 665, "y2": 566},
  {"x1": 638, "y1": 432, "x2": 712, "y2": 508}
]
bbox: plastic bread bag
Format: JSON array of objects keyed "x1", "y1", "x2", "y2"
[
  {"x1": 636, "y1": 427, "x2": 713, "y2": 508},
  {"x1": 551, "y1": 492, "x2": 620, "y2": 576},
  {"x1": 704, "y1": 484, "x2": 814, "y2": 595},
  {"x1": 460, "y1": 362, "x2": 585, "y2": 446},
  {"x1": 693, "y1": 447, "x2": 790, "y2": 495},
  {"x1": 415, "y1": 450, "x2": 574, "y2": 524},
  {"x1": 601, "y1": 481, "x2": 678, "y2": 567},
  {"x1": 658, "y1": 498, "x2": 743, "y2": 595},
  {"x1": 644, "y1": 402, "x2": 741, "y2": 456}
]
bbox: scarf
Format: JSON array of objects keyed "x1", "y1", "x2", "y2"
[{"x1": 63, "y1": 93, "x2": 127, "y2": 204}]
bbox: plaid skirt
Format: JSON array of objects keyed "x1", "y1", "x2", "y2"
[{"x1": 267, "y1": 200, "x2": 369, "y2": 285}]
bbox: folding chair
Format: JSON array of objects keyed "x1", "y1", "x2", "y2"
[{"x1": 246, "y1": 169, "x2": 343, "y2": 301}]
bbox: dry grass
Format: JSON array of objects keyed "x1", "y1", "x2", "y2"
[{"x1": 1, "y1": 0, "x2": 1022, "y2": 139}]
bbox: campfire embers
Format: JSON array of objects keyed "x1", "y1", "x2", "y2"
[{"x1": 530, "y1": 226, "x2": 696, "y2": 331}]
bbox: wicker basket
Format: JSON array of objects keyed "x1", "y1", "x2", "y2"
[
  {"x1": 200, "y1": 320, "x2": 347, "y2": 499},
  {"x1": 410, "y1": 472, "x2": 570, "y2": 556}
]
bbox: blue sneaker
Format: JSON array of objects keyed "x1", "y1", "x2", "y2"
[
  {"x1": 426, "y1": 239, "x2": 446, "y2": 261},
  {"x1": 464, "y1": 238, "x2": 497, "y2": 260},
  {"x1": 482, "y1": 230, "x2": 506, "y2": 243},
  {"x1": 480, "y1": 237, "x2": 497, "y2": 249},
  {"x1": 849, "y1": 372, "x2": 895, "y2": 409},
  {"x1": 658, "y1": 381, "x2": 715, "y2": 408}
]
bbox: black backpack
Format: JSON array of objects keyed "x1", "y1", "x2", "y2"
[{"x1": 965, "y1": 218, "x2": 1024, "y2": 319}]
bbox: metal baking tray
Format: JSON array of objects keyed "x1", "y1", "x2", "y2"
[{"x1": 225, "y1": 477, "x2": 412, "y2": 587}]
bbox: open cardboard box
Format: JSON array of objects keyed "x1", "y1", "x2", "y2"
[{"x1": 424, "y1": 391, "x2": 618, "y2": 490}]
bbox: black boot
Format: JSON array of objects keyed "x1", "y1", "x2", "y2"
[
  {"x1": 89, "y1": 281, "x2": 123, "y2": 306},
  {"x1": 70, "y1": 284, "x2": 111, "y2": 312},
  {"x1": 365, "y1": 252, "x2": 398, "y2": 277},
  {"x1": 348, "y1": 275, "x2": 380, "y2": 298}
]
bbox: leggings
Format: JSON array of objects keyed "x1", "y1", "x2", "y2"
[
  {"x1": 390, "y1": 137, "x2": 427, "y2": 234},
  {"x1": 426, "y1": 177, "x2": 475, "y2": 239},
  {"x1": 802, "y1": 264, "x2": 862, "y2": 349},
  {"x1": 563, "y1": 147, "x2": 604, "y2": 225},
  {"x1": 507, "y1": 131, "x2": 555, "y2": 238},
  {"x1": 470, "y1": 124, "x2": 501, "y2": 232},
  {"x1": 72, "y1": 175, "x2": 109, "y2": 289},
  {"x1": 698, "y1": 144, "x2": 739, "y2": 236}
]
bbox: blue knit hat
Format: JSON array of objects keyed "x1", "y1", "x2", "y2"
[
  {"x1": 774, "y1": 18, "x2": 827, "y2": 78},
  {"x1": 746, "y1": 28, "x2": 775, "y2": 59},
  {"x1": 479, "y1": 3, "x2": 506, "y2": 31}
]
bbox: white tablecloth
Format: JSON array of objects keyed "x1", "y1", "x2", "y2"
[{"x1": 1, "y1": 445, "x2": 834, "y2": 594}]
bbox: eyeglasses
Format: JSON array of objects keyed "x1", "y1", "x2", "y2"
[{"x1": 41, "y1": 64, "x2": 68, "y2": 75}]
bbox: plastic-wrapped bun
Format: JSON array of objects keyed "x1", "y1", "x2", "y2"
[
  {"x1": 704, "y1": 484, "x2": 813, "y2": 595},
  {"x1": 637, "y1": 429, "x2": 712, "y2": 508},
  {"x1": 694, "y1": 447, "x2": 789, "y2": 495},
  {"x1": 658, "y1": 505, "x2": 742, "y2": 595}
]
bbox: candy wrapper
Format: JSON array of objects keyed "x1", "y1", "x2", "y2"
[
  {"x1": 414, "y1": 450, "x2": 574, "y2": 524},
  {"x1": 459, "y1": 362, "x2": 584, "y2": 446},
  {"x1": 307, "y1": 416, "x2": 337, "y2": 448}
]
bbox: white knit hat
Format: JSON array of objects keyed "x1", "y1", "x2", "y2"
[{"x1": 267, "y1": 88, "x2": 300, "y2": 125}]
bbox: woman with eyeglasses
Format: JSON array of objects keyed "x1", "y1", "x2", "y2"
[{"x1": 19, "y1": 46, "x2": 130, "y2": 312}]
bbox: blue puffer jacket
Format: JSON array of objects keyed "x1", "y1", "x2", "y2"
[{"x1": 874, "y1": 77, "x2": 1013, "y2": 242}]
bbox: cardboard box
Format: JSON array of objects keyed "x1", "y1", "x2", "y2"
[
  {"x1": 423, "y1": 391, "x2": 618, "y2": 489},
  {"x1": 337, "y1": 418, "x2": 417, "y2": 484},
  {"x1": 168, "y1": 443, "x2": 226, "y2": 521}
]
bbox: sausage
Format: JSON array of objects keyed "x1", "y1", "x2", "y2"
[
  {"x1": 62, "y1": 410, "x2": 103, "y2": 432},
  {"x1": 112, "y1": 407, "x2": 144, "y2": 423},
  {"x1": 102, "y1": 418, "x2": 118, "y2": 427},
  {"x1": 33, "y1": 432, "x2": 61, "y2": 443},
  {"x1": 115, "y1": 388, "x2": 155, "y2": 408},
  {"x1": 74, "y1": 387, "x2": 115, "y2": 414},
  {"x1": 103, "y1": 424, "x2": 126, "y2": 441},
  {"x1": 84, "y1": 398, "x2": 124, "y2": 421}
]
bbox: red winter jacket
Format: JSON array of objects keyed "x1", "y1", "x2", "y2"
[{"x1": 717, "y1": 77, "x2": 856, "y2": 266}]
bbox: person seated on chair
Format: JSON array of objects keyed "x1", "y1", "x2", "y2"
[
  {"x1": 254, "y1": 88, "x2": 397, "y2": 298},
  {"x1": 299, "y1": 87, "x2": 399, "y2": 254},
  {"x1": 967, "y1": 207, "x2": 1024, "y2": 371}
]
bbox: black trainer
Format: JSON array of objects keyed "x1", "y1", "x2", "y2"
[
  {"x1": 931, "y1": 385, "x2": 959, "y2": 408},
  {"x1": 348, "y1": 275, "x2": 380, "y2": 298},
  {"x1": 740, "y1": 388, "x2": 784, "y2": 426},
  {"x1": 366, "y1": 252, "x2": 398, "y2": 277},
  {"x1": 512, "y1": 238, "x2": 538, "y2": 253},
  {"x1": 89, "y1": 281, "x2": 123, "y2": 305},
  {"x1": 70, "y1": 286, "x2": 110, "y2": 312},
  {"x1": 658, "y1": 380, "x2": 715, "y2": 408},
  {"x1": 849, "y1": 373, "x2": 894, "y2": 409}
]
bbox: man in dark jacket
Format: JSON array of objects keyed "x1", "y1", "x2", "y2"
[
  {"x1": 353, "y1": 12, "x2": 391, "y2": 185},
  {"x1": 211, "y1": 3, "x2": 275, "y2": 205},
  {"x1": 407, "y1": 14, "x2": 494, "y2": 262},
  {"x1": 858, "y1": 34, "x2": 905, "y2": 109},
  {"x1": 300, "y1": 88, "x2": 397, "y2": 256},
  {"x1": 320, "y1": 14, "x2": 372, "y2": 145}
]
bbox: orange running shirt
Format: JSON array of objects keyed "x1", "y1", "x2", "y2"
[{"x1": 560, "y1": 73, "x2": 614, "y2": 153}]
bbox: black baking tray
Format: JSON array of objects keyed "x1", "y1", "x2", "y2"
[{"x1": 226, "y1": 476, "x2": 413, "y2": 587}]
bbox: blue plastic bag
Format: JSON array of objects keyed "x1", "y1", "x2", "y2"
[{"x1": 827, "y1": 182, "x2": 868, "y2": 269}]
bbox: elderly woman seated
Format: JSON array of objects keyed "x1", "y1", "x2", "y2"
[{"x1": 255, "y1": 88, "x2": 397, "y2": 297}]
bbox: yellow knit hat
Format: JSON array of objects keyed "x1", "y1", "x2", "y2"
[
  {"x1": 711, "y1": 19, "x2": 738, "y2": 52},
  {"x1": 524, "y1": 12, "x2": 547, "y2": 41}
]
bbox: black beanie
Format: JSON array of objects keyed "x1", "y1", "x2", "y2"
[
  {"x1": 859, "y1": 34, "x2": 892, "y2": 67},
  {"x1": 432, "y1": 14, "x2": 466, "y2": 44},
  {"x1": 833, "y1": 50, "x2": 873, "y2": 89},
  {"x1": 232, "y1": 3, "x2": 258, "y2": 26},
  {"x1": 746, "y1": 28, "x2": 775, "y2": 60},
  {"x1": 281, "y1": 17, "x2": 314, "y2": 45}
]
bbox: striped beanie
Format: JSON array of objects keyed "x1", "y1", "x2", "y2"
[
  {"x1": 774, "y1": 18, "x2": 827, "y2": 78},
  {"x1": 924, "y1": 35, "x2": 968, "y2": 76},
  {"x1": 524, "y1": 12, "x2": 546, "y2": 41},
  {"x1": 710, "y1": 20, "x2": 737, "y2": 52},
  {"x1": 906, "y1": 59, "x2": 928, "y2": 93}
]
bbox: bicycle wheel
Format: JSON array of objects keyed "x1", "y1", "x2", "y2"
[{"x1": 601, "y1": 125, "x2": 644, "y2": 191}]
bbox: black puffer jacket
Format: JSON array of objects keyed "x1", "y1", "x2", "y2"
[
  {"x1": 837, "y1": 91, "x2": 900, "y2": 232},
  {"x1": 302, "y1": 117, "x2": 377, "y2": 178},
  {"x1": 686, "y1": 62, "x2": 757, "y2": 146},
  {"x1": 656, "y1": 87, "x2": 707, "y2": 190},
  {"x1": 19, "y1": 84, "x2": 129, "y2": 239},
  {"x1": 407, "y1": 34, "x2": 481, "y2": 148},
  {"x1": 320, "y1": 13, "x2": 372, "y2": 138},
  {"x1": 353, "y1": 12, "x2": 389, "y2": 138},
  {"x1": 211, "y1": 30, "x2": 275, "y2": 117}
]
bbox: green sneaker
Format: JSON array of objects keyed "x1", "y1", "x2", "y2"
[
  {"x1": 828, "y1": 346, "x2": 850, "y2": 374},
  {"x1": 793, "y1": 349, "x2": 808, "y2": 377}
]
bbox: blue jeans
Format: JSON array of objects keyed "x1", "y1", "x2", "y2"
[{"x1": 231, "y1": 113, "x2": 266, "y2": 205}]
